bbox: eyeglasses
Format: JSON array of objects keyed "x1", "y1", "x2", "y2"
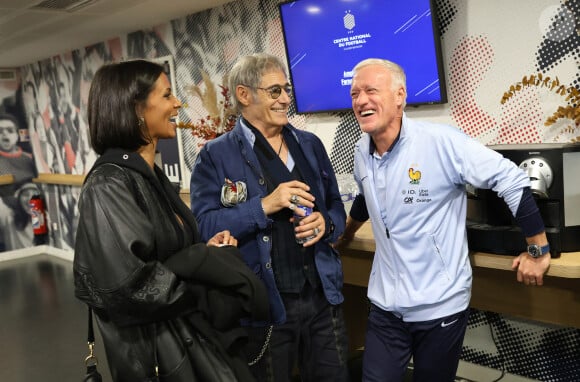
[{"x1": 245, "y1": 84, "x2": 293, "y2": 99}]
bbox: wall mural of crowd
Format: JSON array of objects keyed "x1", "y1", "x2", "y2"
[{"x1": 0, "y1": 0, "x2": 578, "y2": 379}]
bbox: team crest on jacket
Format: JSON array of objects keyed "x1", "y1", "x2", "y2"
[
  {"x1": 220, "y1": 178, "x2": 247, "y2": 207},
  {"x1": 408, "y1": 167, "x2": 421, "y2": 184}
]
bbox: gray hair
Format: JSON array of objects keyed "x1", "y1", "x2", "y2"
[
  {"x1": 353, "y1": 58, "x2": 407, "y2": 108},
  {"x1": 228, "y1": 53, "x2": 288, "y2": 112}
]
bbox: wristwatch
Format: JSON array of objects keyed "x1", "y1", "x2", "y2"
[{"x1": 527, "y1": 243, "x2": 550, "y2": 258}]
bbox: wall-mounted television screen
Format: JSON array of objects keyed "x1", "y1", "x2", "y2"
[{"x1": 278, "y1": 0, "x2": 447, "y2": 114}]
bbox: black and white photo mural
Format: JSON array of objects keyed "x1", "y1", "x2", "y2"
[{"x1": 4, "y1": 1, "x2": 579, "y2": 377}]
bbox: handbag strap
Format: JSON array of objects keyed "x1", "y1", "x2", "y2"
[
  {"x1": 85, "y1": 307, "x2": 98, "y2": 367},
  {"x1": 87, "y1": 307, "x2": 95, "y2": 343}
]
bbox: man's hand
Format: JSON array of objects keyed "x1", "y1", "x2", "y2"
[
  {"x1": 512, "y1": 252, "x2": 551, "y2": 286},
  {"x1": 295, "y1": 211, "x2": 325, "y2": 247},
  {"x1": 261, "y1": 180, "x2": 314, "y2": 216}
]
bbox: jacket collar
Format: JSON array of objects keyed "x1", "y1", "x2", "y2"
[
  {"x1": 86, "y1": 148, "x2": 168, "y2": 212},
  {"x1": 87, "y1": 147, "x2": 200, "y2": 243},
  {"x1": 235, "y1": 116, "x2": 300, "y2": 148},
  {"x1": 90, "y1": 148, "x2": 153, "y2": 178}
]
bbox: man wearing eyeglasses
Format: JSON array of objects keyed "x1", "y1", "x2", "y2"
[{"x1": 190, "y1": 53, "x2": 350, "y2": 382}]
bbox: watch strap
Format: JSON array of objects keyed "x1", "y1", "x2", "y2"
[{"x1": 528, "y1": 243, "x2": 550, "y2": 257}]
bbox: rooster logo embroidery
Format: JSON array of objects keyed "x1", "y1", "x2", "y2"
[{"x1": 408, "y1": 167, "x2": 421, "y2": 184}]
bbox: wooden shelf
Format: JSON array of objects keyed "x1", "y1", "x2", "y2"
[
  {"x1": 0, "y1": 174, "x2": 15, "y2": 185},
  {"x1": 180, "y1": 188, "x2": 190, "y2": 206},
  {"x1": 33, "y1": 173, "x2": 85, "y2": 186}
]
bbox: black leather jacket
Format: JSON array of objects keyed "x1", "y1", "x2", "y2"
[{"x1": 74, "y1": 149, "x2": 269, "y2": 381}]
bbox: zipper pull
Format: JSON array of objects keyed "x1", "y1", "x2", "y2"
[{"x1": 386, "y1": 227, "x2": 390, "y2": 238}]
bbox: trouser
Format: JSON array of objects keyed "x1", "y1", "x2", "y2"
[
  {"x1": 245, "y1": 282, "x2": 350, "y2": 382},
  {"x1": 362, "y1": 304, "x2": 469, "y2": 382}
]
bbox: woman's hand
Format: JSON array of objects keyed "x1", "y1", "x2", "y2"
[{"x1": 207, "y1": 230, "x2": 238, "y2": 247}]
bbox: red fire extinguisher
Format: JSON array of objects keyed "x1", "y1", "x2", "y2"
[{"x1": 29, "y1": 194, "x2": 49, "y2": 245}]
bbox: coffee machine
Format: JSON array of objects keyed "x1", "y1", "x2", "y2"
[{"x1": 466, "y1": 143, "x2": 580, "y2": 258}]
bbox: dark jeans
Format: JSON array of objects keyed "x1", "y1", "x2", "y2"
[
  {"x1": 245, "y1": 282, "x2": 350, "y2": 382},
  {"x1": 362, "y1": 305, "x2": 469, "y2": 382}
]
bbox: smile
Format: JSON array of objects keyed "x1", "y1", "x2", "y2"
[{"x1": 360, "y1": 110, "x2": 375, "y2": 117}]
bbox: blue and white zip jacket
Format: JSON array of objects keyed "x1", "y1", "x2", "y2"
[{"x1": 353, "y1": 113, "x2": 534, "y2": 322}]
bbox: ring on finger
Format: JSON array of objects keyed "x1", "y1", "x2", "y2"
[
  {"x1": 289, "y1": 203, "x2": 296, "y2": 211},
  {"x1": 529, "y1": 279, "x2": 536, "y2": 284},
  {"x1": 290, "y1": 194, "x2": 299, "y2": 204},
  {"x1": 313, "y1": 227, "x2": 320, "y2": 235}
]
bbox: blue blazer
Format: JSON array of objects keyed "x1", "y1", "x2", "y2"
[{"x1": 190, "y1": 119, "x2": 346, "y2": 324}]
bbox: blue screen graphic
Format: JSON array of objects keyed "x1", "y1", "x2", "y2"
[{"x1": 279, "y1": 0, "x2": 447, "y2": 113}]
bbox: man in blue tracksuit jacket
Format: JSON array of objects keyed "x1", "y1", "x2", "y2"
[
  {"x1": 190, "y1": 53, "x2": 349, "y2": 381},
  {"x1": 341, "y1": 58, "x2": 551, "y2": 382}
]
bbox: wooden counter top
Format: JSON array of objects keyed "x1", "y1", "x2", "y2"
[
  {"x1": 470, "y1": 251, "x2": 580, "y2": 278},
  {"x1": 344, "y1": 221, "x2": 580, "y2": 279},
  {"x1": 340, "y1": 222, "x2": 580, "y2": 328}
]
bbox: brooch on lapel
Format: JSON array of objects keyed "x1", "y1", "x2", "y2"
[{"x1": 221, "y1": 178, "x2": 247, "y2": 207}]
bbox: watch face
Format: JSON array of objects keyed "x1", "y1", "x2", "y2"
[{"x1": 528, "y1": 244, "x2": 541, "y2": 258}]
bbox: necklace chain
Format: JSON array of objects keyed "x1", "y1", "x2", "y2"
[{"x1": 277, "y1": 135, "x2": 284, "y2": 156}]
